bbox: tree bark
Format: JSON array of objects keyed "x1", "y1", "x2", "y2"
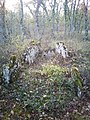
[
  {"x1": 64, "y1": 0, "x2": 68, "y2": 34},
  {"x1": 0, "y1": 0, "x2": 6, "y2": 42},
  {"x1": 69, "y1": 0, "x2": 74, "y2": 34},
  {"x1": 34, "y1": 0, "x2": 42, "y2": 40},
  {"x1": 52, "y1": 0, "x2": 56, "y2": 36},
  {"x1": 20, "y1": 0, "x2": 24, "y2": 41},
  {"x1": 84, "y1": 0, "x2": 88, "y2": 40},
  {"x1": 74, "y1": 0, "x2": 81, "y2": 32}
]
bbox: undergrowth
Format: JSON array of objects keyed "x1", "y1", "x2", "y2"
[{"x1": 0, "y1": 35, "x2": 90, "y2": 119}]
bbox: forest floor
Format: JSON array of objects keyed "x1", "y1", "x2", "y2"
[{"x1": 0, "y1": 38, "x2": 90, "y2": 120}]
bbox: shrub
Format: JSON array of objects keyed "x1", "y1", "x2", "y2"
[
  {"x1": 40, "y1": 64, "x2": 66, "y2": 77},
  {"x1": 22, "y1": 64, "x2": 77, "y2": 114}
]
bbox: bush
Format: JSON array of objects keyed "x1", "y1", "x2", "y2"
[
  {"x1": 40, "y1": 64, "x2": 66, "y2": 77},
  {"x1": 21, "y1": 64, "x2": 77, "y2": 114}
]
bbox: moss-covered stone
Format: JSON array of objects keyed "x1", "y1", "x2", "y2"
[{"x1": 9, "y1": 55, "x2": 17, "y2": 68}]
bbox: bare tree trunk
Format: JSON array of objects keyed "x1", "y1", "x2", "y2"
[
  {"x1": 69, "y1": 0, "x2": 74, "y2": 34},
  {"x1": 73, "y1": 0, "x2": 76, "y2": 32},
  {"x1": 5, "y1": 11, "x2": 13, "y2": 39},
  {"x1": 74, "y1": 0, "x2": 81, "y2": 31},
  {"x1": 64, "y1": 0, "x2": 68, "y2": 34},
  {"x1": 34, "y1": 0, "x2": 42, "y2": 40},
  {"x1": 41, "y1": 8, "x2": 45, "y2": 35},
  {"x1": 20, "y1": 0, "x2": 24, "y2": 41},
  {"x1": 41, "y1": 2, "x2": 50, "y2": 21},
  {"x1": 84, "y1": 0, "x2": 88, "y2": 40},
  {"x1": 26, "y1": 0, "x2": 51, "y2": 39},
  {"x1": 56, "y1": 3, "x2": 59, "y2": 32},
  {"x1": 77, "y1": 13, "x2": 83, "y2": 33},
  {"x1": 0, "y1": 0, "x2": 6, "y2": 42},
  {"x1": 52, "y1": 0, "x2": 56, "y2": 36}
]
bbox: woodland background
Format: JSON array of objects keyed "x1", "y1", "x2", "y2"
[{"x1": 0, "y1": 0, "x2": 90, "y2": 119}]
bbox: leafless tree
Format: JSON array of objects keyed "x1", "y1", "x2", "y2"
[
  {"x1": 0, "y1": 0, "x2": 6, "y2": 42},
  {"x1": 84, "y1": 0, "x2": 88, "y2": 40},
  {"x1": 20, "y1": 0, "x2": 24, "y2": 41}
]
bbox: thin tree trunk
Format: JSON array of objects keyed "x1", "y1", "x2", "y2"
[
  {"x1": 52, "y1": 0, "x2": 56, "y2": 36},
  {"x1": 0, "y1": 0, "x2": 6, "y2": 42},
  {"x1": 20, "y1": 0, "x2": 24, "y2": 41},
  {"x1": 73, "y1": 0, "x2": 76, "y2": 32},
  {"x1": 74, "y1": 0, "x2": 81, "y2": 31},
  {"x1": 84, "y1": 0, "x2": 88, "y2": 40},
  {"x1": 64, "y1": 0, "x2": 68, "y2": 34},
  {"x1": 34, "y1": 0, "x2": 42, "y2": 40},
  {"x1": 56, "y1": 3, "x2": 59, "y2": 32},
  {"x1": 69, "y1": 0, "x2": 74, "y2": 34}
]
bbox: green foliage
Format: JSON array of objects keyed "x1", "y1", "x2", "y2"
[
  {"x1": 40, "y1": 64, "x2": 66, "y2": 77},
  {"x1": 14, "y1": 64, "x2": 83, "y2": 115},
  {"x1": 19, "y1": 64, "x2": 77, "y2": 114},
  {"x1": 71, "y1": 66, "x2": 83, "y2": 88},
  {"x1": 22, "y1": 77, "x2": 76, "y2": 114}
]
